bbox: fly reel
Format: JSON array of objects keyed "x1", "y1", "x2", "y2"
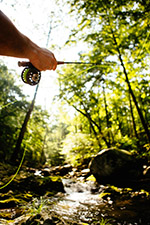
[{"x1": 21, "y1": 66, "x2": 41, "y2": 86}]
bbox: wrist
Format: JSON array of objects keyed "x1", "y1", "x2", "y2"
[{"x1": 23, "y1": 36, "x2": 40, "y2": 62}]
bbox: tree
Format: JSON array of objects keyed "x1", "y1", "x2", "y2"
[
  {"x1": 11, "y1": 85, "x2": 39, "y2": 162},
  {"x1": 0, "y1": 63, "x2": 27, "y2": 161},
  {"x1": 57, "y1": 0, "x2": 150, "y2": 155}
]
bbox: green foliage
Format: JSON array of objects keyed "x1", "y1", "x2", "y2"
[
  {"x1": 1, "y1": 0, "x2": 150, "y2": 169},
  {"x1": 43, "y1": 116, "x2": 68, "y2": 166},
  {"x1": 29, "y1": 197, "x2": 44, "y2": 215},
  {"x1": 48, "y1": 149, "x2": 65, "y2": 166},
  {"x1": 56, "y1": 0, "x2": 150, "y2": 162},
  {"x1": 99, "y1": 218, "x2": 111, "y2": 225},
  {"x1": 0, "y1": 63, "x2": 53, "y2": 167},
  {"x1": 0, "y1": 63, "x2": 27, "y2": 161},
  {"x1": 62, "y1": 132, "x2": 99, "y2": 166},
  {"x1": 21, "y1": 107, "x2": 49, "y2": 167}
]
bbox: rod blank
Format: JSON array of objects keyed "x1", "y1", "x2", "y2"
[
  {"x1": 18, "y1": 61, "x2": 99, "y2": 67},
  {"x1": 57, "y1": 61, "x2": 98, "y2": 65}
]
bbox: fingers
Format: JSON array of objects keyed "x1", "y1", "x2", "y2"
[
  {"x1": 52, "y1": 57, "x2": 57, "y2": 71},
  {"x1": 48, "y1": 51, "x2": 57, "y2": 71},
  {"x1": 29, "y1": 47, "x2": 57, "y2": 71},
  {"x1": 43, "y1": 48, "x2": 57, "y2": 71}
]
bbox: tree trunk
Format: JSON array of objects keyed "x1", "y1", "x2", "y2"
[
  {"x1": 111, "y1": 29, "x2": 150, "y2": 143},
  {"x1": 102, "y1": 84, "x2": 111, "y2": 146},
  {"x1": 11, "y1": 85, "x2": 39, "y2": 162},
  {"x1": 71, "y1": 104, "x2": 102, "y2": 149},
  {"x1": 71, "y1": 100, "x2": 111, "y2": 148},
  {"x1": 128, "y1": 93, "x2": 138, "y2": 139}
]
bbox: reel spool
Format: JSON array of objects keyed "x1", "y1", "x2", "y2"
[{"x1": 21, "y1": 66, "x2": 41, "y2": 86}]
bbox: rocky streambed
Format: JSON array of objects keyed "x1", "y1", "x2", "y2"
[
  {"x1": 0, "y1": 164, "x2": 150, "y2": 225},
  {"x1": 0, "y1": 148, "x2": 150, "y2": 224}
]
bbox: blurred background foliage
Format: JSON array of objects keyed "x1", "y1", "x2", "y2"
[{"x1": 0, "y1": 0, "x2": 150, "y2": 168}]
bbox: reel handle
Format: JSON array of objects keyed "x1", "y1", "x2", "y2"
[{"x1": 18, "y1": 61, "x2": 33, "y2": 67}]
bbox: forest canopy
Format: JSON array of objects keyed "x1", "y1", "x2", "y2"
[
  {"x1": 57, "y1": 0, "x2": 150, "y2": 163},
  {"x1": 0, "y1": 0, "x2": 150, "y2": 167}
]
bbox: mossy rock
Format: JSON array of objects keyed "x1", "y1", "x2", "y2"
[{"x1": 89, "y1": 148, "x2": 144, "y2": 186}]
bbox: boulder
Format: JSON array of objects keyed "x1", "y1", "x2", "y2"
[{"x1": 89, "y1": 148, "x2": 144, "y2": 186}]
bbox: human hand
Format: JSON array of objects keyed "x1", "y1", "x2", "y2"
[{"x1": 28, "y1": 46, "x2": 57, "y2": 71}]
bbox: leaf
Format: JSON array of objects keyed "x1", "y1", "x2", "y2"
[
  {"x1": 99, "y1": 192, "x2": 111, "y2": 199},
  {"x1": 86, "y1": 175, "x2": 96, "y2": 182}
]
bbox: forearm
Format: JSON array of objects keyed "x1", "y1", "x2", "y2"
[
  {"x1": 0, "y1": 10, "x2": 32, "y2": 58},
  {"x1": 0, "y1": 11, "x2": 57, "y2": 71}
]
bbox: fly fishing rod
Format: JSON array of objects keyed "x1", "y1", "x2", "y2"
[{"x1": 18, "y1": 61, "x2": 100, "y2": 86}]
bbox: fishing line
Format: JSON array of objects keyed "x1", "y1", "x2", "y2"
[
  {"x1": 0, "y1": 100, "x2": 26, "y2": 189},
  {"x1": 0, "y1": 149, "x2": 26, "y2": 189}
]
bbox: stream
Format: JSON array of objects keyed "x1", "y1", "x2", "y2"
[
  {"x1": 0, "y1": 177, "x2": 150, "y2": 224},
  {"x1": 51, "y1": 179, "x2": 106, "y2": 224},
  {"x1": 49, "y1": 179, "x2": 150, "y2": 224}
]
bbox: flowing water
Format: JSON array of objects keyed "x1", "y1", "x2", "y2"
[
  {"x1": 51, "y1": 179, "x2": 106, "y2": 224},
  {"x1": 46, "y1": 178, "x2": 150, "y2": 224},
  {"x1": 0, "y1": 177, "x2": 150, "y2": 224}
]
